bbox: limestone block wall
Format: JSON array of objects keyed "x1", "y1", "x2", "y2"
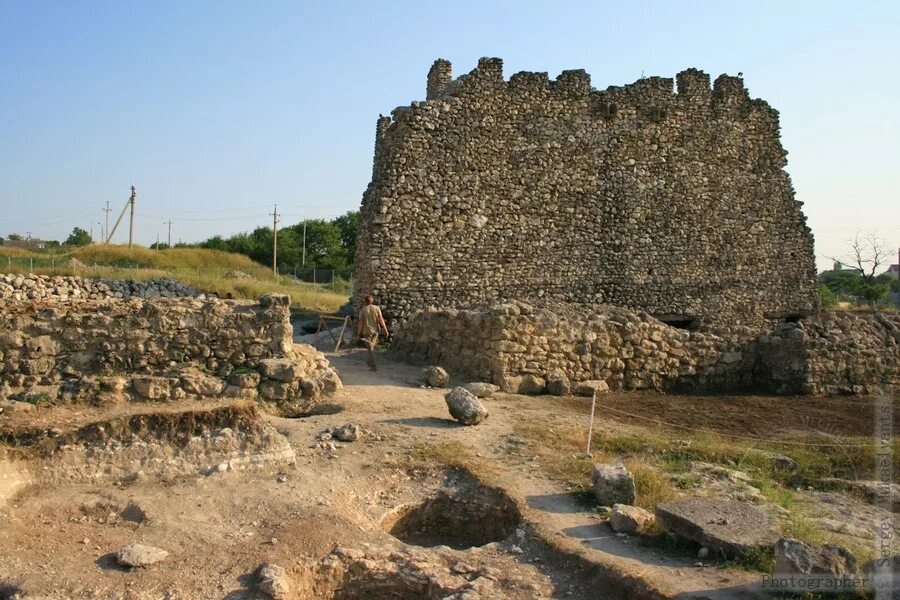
[
  {"x1": 756, "y1": 312, "x2": 900, "y2": 395},
  {"x1": 0, "y1": 273, "x2": 201, "y2": 302},
  {"x1": 396, "y1": 304, "x2": 900, "y2": 396},
  {"x1": 356, "y1": 58, "x2": 818, "y2": 331},
  {"x1": 0, "y1": 294, "x2": 341, "y2": 415},
  {"x1": 393, "y1": 302, "x2": 756, "y2": 393}
]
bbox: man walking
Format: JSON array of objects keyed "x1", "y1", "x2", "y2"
[{"x1": 357, "y1": 294, "x2": 389, "y2": 371}]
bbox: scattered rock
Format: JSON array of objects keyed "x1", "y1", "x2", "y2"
[
  {"x1": 120, "y1": 501, "x2": 149, "y2": 524},
  {"x1": 769, "y1": 453, "x2": 799, "y2": 472},
  {"x1": 444, "y1": 387, "x2": 488, "y2": 425},
  {"x1": 575, "y1": 380, "x2": 610, "y2": 396},
  {"x1": 422, "y1": 366, "x2": 449, "y2": 388},
  {"x1": 775, "y1": 538, "x2": 857, "y2": 576},
  {"x1": 545, "y1": 376, "x2": 571, "y2": 396},
  {"x1": 225, "y1": 269, "x2": 252, "y2": 279},
  {"x1": 591, "y1": 463, "x2": 635, "y2": 506},
  {"x1": 258, "y1": 562, "x2": 290, "y2": 599},
  {"x1": 656, "y1": 498, "x2": 779, "y2": 557},
  {"x1": 330, "y1": 423, "x2": 360, "y2": 442},
  {"x1": 609, "y1": 504, "x2": 654, "y2": 534},
  {"x1": 462, "y1": 382, "x2": 499, "y2": 398},
  {"x1": 820, "y1": 478, "x2": 900, "y2": 512},
  {"x1": 697, "y1": 546, "x2": 710, "y2": 559},
  {"x1": 518, "y1": 374, "x2": 545, "y2": 395},
  {"x1": 114, "y1": 543, "x2": 169, "y2": 567}
]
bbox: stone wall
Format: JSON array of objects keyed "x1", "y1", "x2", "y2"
[
  {"x1": 0, "y1": 273, "x2": 201, "y2": 302},
  {"x1": 395, "y1": 304, "x2": 900, "y2": 396},
  {"x1": 356, "y1": 58, "x2": 818, "y2": 331},
  {"x1": 756, "y1": 312, "x2": 900, "y2": 395},
  {"x1": 0, "y1": 294, "x2": 341, "y2": 415},
  {"x1": 393, "y1": 302, "x2": 756, "y2": 393}
]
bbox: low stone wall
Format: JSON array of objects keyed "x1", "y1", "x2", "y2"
[
  {"x1": 393, "y1": 302, "x2": 756, "y2": 393},
  {"x1": 394, "y1": 303, "x2": 900, "y2": 396},
  {"x1": 0, "y1": 273, "x2": 201, "y2": 303},
  {"x1": 756, "y1": 312, "x2": 900, "y2": 395},
  {"x1": 0, "y1": 294, "x2": 341, "y2": 415}
]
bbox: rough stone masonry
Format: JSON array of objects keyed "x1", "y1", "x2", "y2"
[
  {"x1": 0, "y1": 289, "x2": 341, "y2": 415},
  {"x1": 355, "y1": 58, "x2": 818, "y2": 331}
]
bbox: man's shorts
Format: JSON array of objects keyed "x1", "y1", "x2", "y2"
[{"x1": 361, "y1": 333, "x2": 378, "y2": 350}]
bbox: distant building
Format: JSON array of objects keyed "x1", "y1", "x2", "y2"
[
  {"x1": 883, "y1": 264, "x2": 900, "y2": 280},
  {"x1": 831, "y1": 261, "x2": 862, "y2": 274},
  {"x1": 4, "y1": 238, "x2": 47, "y2": 250}
]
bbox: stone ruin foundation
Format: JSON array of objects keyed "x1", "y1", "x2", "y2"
[
  {"x1": 0, "y1": 286, "x2": 341, "y2": 416},
  {"x1": 394, "y1": 301, "x2": 899, "y2": 395}
]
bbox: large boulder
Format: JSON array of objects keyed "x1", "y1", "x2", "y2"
[
  {"x1": 591, "y1": 463, "x2": 635, "y2": 506},
  {"x1": 444, "y1": 387, "x2": 488, "y2": 426},
  {"x1": 519, "y1": 374, "x2": 546, "y2": 395},
  {"x1": 463, "y1": 382, "x2": 499, "y2": 398},
  {"x1": 258, "y1": 562, "x2": 290, "y2": 599},
  {"x1": 775, "y1": 538, "x2": 857, "y2": 577},
  {"x1": 610, "y1": 504, "x2": 654, "y2": 534},
  {"x1": 546, "y1": 376, "x2": 571, "y2": 396},
  {"x1": 114, "y1": 543, "x2": 169, "y2": 567},
  {"x1": 655, "y1": 498, "x2": 779, "y2": 557},
  {"x1": 422, "y1": 366, "x2": 449, "y2": 388},
  {"x1": 576, "y1": 380, "x2": 610, "y2": 396}
]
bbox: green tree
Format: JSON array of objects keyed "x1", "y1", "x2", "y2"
[
  {"x1": 64, "y1": 227, "x2": 92, "y2": 246},
  {"x1": 289, "y1": 219, "x2": 347, "y2": 272},
  {"x1": 7, "y1": 233, "x2": 23, "y2": 241},
  {"x1": 332, "y1": 210, "x2": 360, "y2": 264},
  {"x1": 817, "y1": 285, "x2": 837, "y2": 309}
]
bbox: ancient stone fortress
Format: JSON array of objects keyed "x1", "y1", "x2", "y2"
[
  {"x1": 359, "y1": 58, "x2": 899, "y2": 395},
  {"x1": 356, "y1": 57, "x2": 818, "y2": 331}
]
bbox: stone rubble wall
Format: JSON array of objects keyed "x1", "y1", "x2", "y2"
[
  {"x1": 0, "y1": 273, "x2": 201, "y2": 303},
  {"x1": 0, "y1": 294, "x2": 341, "y2": 415},
  {"x1": 756, "y1": 312, "x2": 900, "y2": 395},
  {"x1": 394, "y1": 303, "x2": 900, "y2": 396},
  {"x1": 393, "y1": 302, "x2": 756, "y2": 393},
  {"x1": 355, "y1": 58, "x2": 818, "y2": 331}
]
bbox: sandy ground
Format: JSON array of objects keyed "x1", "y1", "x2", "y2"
[{"x1": 0, "y1": 344, "x2": 889, "y2": 599}]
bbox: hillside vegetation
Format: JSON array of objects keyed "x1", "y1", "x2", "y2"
[{"x1": 1, "y1": 245, "x2": 348, "y2": 313}]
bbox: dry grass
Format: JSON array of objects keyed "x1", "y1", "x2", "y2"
[
  {"x1": 513, "y1": 422, "x2": 679, "y2": 510},
  {"x1": 514, "y1": 413, "x2": 892, "y2": 564},
  {"x1": 0, "y1": 245, "x2": 348, "y2": 312},
  {"x1": 411, "y1": 441, "x2": 499, "y2": 483}
]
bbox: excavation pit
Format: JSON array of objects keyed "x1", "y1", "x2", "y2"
[{"x1": 381, "y1": 483, "x2": 521, "y2": 550}]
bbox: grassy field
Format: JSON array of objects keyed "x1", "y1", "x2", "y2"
[{"x1": 0, "y1": 245, "x2": 348, "y2": 313}]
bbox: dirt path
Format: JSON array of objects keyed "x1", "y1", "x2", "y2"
[
  {"x1": 3, "y1": 344, "x2": 872, "y2": 598},
  {"x1": 319, "y1": 349, "x2": 766, "y2": 598}
]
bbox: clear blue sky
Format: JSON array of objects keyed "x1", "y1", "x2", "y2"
[{"x1": 1, "y1": 0, "x2": 897, "y2": 270}]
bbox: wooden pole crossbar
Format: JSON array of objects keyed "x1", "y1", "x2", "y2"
[{"x1": 314, "y1": 315, "x2": 352, "y2": 352}]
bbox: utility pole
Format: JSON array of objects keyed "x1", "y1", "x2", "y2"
[
  {"x1": 90, "y1": 223, "x2": 93, "y2": 241},
  {"x1": 302, "y1": 221, "x2": 307, "y2": 267},
  {"x1": 156, "y1": 233, "x2": 160, "y2": 251},
  {"x1": 128, "y1": 186, "x2": 136, "y2": 250},
  {"x1": 270, "y1": 204, "x2": 279, "y2": 275},
  {"x1": 103, "y1": 201, "x2": 111, "y2": 244},
  {"x1": 164, "y1": 220, "x2": 173, "y2": 248}
]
